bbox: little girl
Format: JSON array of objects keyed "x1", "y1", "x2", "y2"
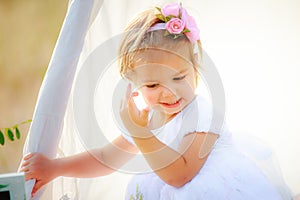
[{"x1": 21, "y1": 3, "x2": 292, "y2": 199}]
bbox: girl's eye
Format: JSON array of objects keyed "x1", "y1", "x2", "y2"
[
  {"x1": 173, "y1": 75, "x2": 186, "y2": 81},
  {"x1": 145, "y1": 84, "x2": 158, "y2": 88}
]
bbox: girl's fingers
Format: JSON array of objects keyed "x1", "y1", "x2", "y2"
[
  {"x1": 21, "y1": 160, "x2": 29, "y2": 167},
  {"x1": 24, "y1": 171, "x2": 33, "y2": 181},
  {"x1": 121, "y1": 83, "x2": 149, "y2": 127},
  {"x1": 23, "y1": 167, "x2": 36, "y2": 181},
  {"x1": 24, "y1": 152, "x2": 35, "y2": 160},
  {"x1": 122, "y1": 83, "x2": 138, "y2": 113},
  {"x1": 132, "y1": 91, "x2": 138, "y2": 97},
  {"x1": 140, "y1": 107, "x2": 150, "y2": 120},
  {"x1": 32, "y1": 180, "x2": 44, "y2": 197},
  {"x1": 121, "y1": 83, "x2": 134, "y2": 111},
  {"x1": 126, "y1": 83, "x2": 132, "y2": 101},
  {"x1": 19, "y1": 165, "x2": 29, "y2": 173},
  {"x1": 21, "y1": 152, "x2": 37, "y2": 168},
  {"x1": 128, "y1": 94, "x2": 138, "y2": 112}
]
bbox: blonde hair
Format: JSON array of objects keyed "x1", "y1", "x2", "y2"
[{"x1": 118, "y1": 8, "x2": 202, "y2": 78}]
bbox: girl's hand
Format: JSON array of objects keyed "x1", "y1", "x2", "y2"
[
  {"x1": 19, "y1": 153, "x2": 58, "y2": 196},
  {"x1": 120, "y1": 84, "x2": 150, "y2": 137}
]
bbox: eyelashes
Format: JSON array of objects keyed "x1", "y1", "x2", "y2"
[
  {"x1": 145, "y1": 75, "x2": 186, "y2": 88},
  {"x1": 145, "y1": 84, "x2": 158, "y2": 88},
  {"x1": 144, "y1": 76, "x2": 186, "y2": 88},
  {"x1": 173, "y1": 75, "x2": 186, "y2": 81}
]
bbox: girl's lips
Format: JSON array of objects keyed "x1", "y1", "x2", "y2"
[{"x1": 160, "y1": 98, "x2": 182, "y2": 108}]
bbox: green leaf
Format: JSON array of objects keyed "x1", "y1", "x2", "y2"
[
  {"x1": 21, "y1": 119, "x2": 32, "y2": 125},
  {"x1": 182, "y1": 28, "x2": 191, "y2": 33},
  {"x1": 155, "y1": 7, "x2": 161, "y2": 13},
  {"x1": 164, "y1": 30, "x2": 170, "y2": 37},
  {"x1": 165, "y1": 15, "x2": 176, "y2": 21},
  {"x1": 173, "y1": 34, "x2": 180, "y2": 39},
  {"x1": 0, "y1": 184, "x2": 8, "y2": 189},
  {"x1": 0, "y1": 130, "x2": 4, "y2": 145},
  {"x1": 155, "y1": 14, "x2": 166, "y2": 22},
  {"x1": 6, "y1": 128, "x2": 14, "y2": 141},
  {"x1": 15, "y1": 126, "x2": 21, "y2": 139}
]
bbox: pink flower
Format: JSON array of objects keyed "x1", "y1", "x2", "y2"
[
  {"x1": 166, "y1": 18, "x2": 185, "y2": 34},
  {"x1": 155, "y1": 3, "x2": 200, "y2": 43},
  {"x1": 181, "y1": 8, "x2": 200, "y2": 43},
  {"x1": 161, "y1": 2, "x2": 181, "y2": 17}
]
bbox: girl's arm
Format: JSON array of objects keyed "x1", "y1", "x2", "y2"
[
  {"x1": 131, "y1": 129, "x2": 218, "y2": 188},
  {"x1": 120, "y1": 86, "x2": 219, "y2": 188},
  {"x1": 20, "y1": 135, "x2": 138, "y2": 194}
]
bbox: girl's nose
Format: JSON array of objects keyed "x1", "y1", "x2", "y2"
[{"x1": 160, "y1": 86, "x2": 177, "y2": 99}]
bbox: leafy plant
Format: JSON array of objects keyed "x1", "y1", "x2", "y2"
[
  {"x1": 129, "y1": 185, "x2": 143, "y2": 200},
  {"x1": 0, "y1": 184, "x2": 8, "y2": 189},
  {"x1": 0, "y1": 119, "x2": 31, "y2": 146}
]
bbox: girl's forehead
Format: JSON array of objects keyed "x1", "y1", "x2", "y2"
[
  {"x1": 133, "y1": 48, "x2": 192, "y2": 68},
  {"x1": 123, "y1": 47, "x2": 194, "y2": 82},
  {"x1": 132, "y1": 64, "x2": 187, "y2": 79},
  {"x1": 125, "y1": 49, "x2": 194, "y2": 83},
  {"x1": 128, "y1": 67, "x2": 185, "y2": 87}
]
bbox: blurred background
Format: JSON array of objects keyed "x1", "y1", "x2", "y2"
[{"x1": 0, "y1": 0, "x2": 68, "y2": 173}]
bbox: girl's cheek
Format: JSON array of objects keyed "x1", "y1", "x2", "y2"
[{"x1": 141, "y1": 90, "x2": 158, "y2": 107}]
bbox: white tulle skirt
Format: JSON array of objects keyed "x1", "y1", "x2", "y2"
[{"x1": 125, "y1": 134, "x2": 293, "y2": 200}]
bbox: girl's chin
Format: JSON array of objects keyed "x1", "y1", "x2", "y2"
[{"x1": 161, "y1": 105, "x2": 185, "y2": 116}]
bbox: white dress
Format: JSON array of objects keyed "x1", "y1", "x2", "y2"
[{"x1": 122, "y1": 95, "x2": 292, "y2": 200}]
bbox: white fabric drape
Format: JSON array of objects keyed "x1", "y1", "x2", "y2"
[
  {"x1": 21, "y1": 0, "x2": 295, "y2": 199},
  {"x1": 22, "y1": 0, "x2": 103, "y2": 199}
]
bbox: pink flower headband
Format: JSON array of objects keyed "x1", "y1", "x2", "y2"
[{"x1": 148, "y1": 2, "x2": 200, "y2": 43}]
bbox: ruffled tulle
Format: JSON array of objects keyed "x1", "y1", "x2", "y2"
[{"x1": 125, "y1": 145, "x2": 292, "y2": 200}]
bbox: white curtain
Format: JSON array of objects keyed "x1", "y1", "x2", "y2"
[
  {"x1": 22, "y1": 0, "x2": 102, "y2": 199},
  {"x1": 22, "y1": 0, "x2": 297, "y2": 199}
]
